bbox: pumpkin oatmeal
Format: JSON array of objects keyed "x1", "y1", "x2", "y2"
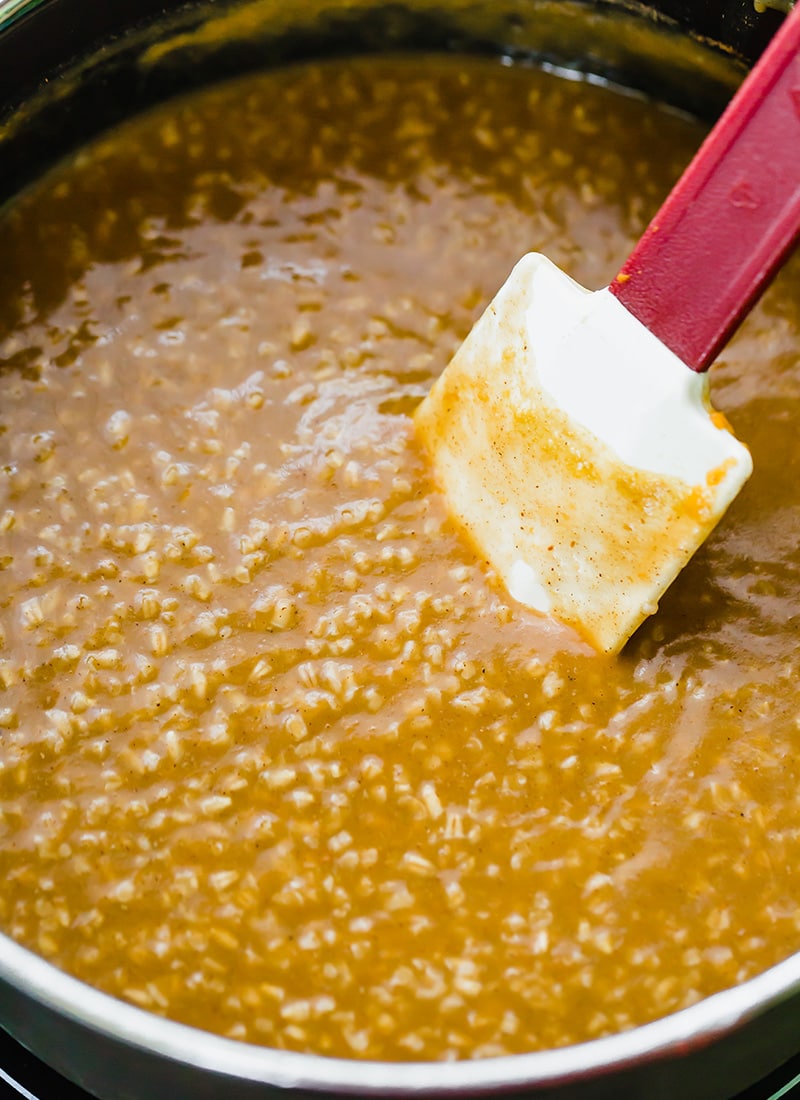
[{"x1": 1, "y1": 56, "x2": 799, "y2": 1061}]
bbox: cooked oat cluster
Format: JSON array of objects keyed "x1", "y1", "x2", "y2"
[{"x1": 1, "y1": 57, "x2": 800, "y2": 1061}]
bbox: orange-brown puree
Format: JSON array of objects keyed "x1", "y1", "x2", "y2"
[{"x1": 0, "y1": 56, "x2": 799, "y2": 1061}]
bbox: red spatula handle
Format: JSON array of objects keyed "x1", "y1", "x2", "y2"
[{"x1": 610, "y1": 4, "x2": 800, "y2": 373}]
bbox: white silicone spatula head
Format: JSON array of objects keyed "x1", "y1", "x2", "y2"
[{"x1": 415, "y1": 5, "x2": 800, "y2": 654}]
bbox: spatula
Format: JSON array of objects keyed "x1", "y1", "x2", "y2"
[{"x1": 414, "y1": 3, "x2": 800, "y2": 655}]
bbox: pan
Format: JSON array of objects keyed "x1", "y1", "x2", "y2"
[{"x1": 0, "y1": 2, "x2": 797, "y2": 1097}]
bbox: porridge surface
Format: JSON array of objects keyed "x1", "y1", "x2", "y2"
[{"x1": 1, "y1": 56, "x2": 800, "y2": 1061}]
